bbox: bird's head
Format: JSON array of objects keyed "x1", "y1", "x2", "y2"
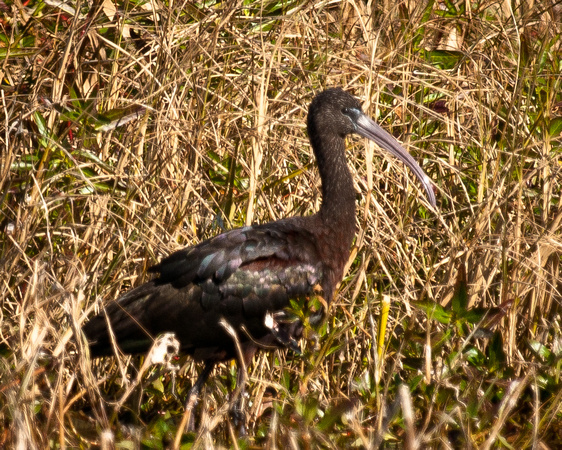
[
  {"x1": 307, "y1": 88, "x2": 363, "y2": 138},
  {"x1": 307, "y1": 87, "x2": 437, "y2": 208}
]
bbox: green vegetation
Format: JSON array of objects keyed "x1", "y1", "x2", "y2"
[{"x1": 1, "y1": 0, "x2": 561, "y2": 447}]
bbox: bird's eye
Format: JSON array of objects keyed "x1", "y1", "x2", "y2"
[{"x1": 342, "y1": 107, "x2": 360, "y2": 119}]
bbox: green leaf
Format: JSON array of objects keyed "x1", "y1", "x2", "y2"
[
  {"x1": 488, "y1": 331, "x2": 506, "y2": 371},
  {"x1": 296, "y1": 395, "x2": 320, "y2": 425},
  {"x1": 458, "y1": 307, "x2": 488, "y2": 324},
  {"x1": 464, "y1": 347, "x2": 485, "y2": 366},
  {"x1": 94, "y1": 105, "x2": 146, "y2": 131},
  {"x1": 421, "y1": 49, "x2": 463, "y2": 70},
  {"x1": 451, "y1": 263, "x2": 468, "y2": 315},
  {"x1": 33, "y1": 111, "x2": 50, "y2": 148},
  {"x1": 412, "y1": 301, "x2": 452, "y2": 324},
  {"x1": 152, "y1": 377, "x2": 164, "y2": 393},
  {"x1": 0, "y1": 48, "x2": 38, "y2": 58},
  {"x1": 317, "y1": 399, "x2": 354, "y2": 431},
  {"x1": 529, "y1": 340, "x2": 551, "y2": 360},
  {"x1": 549, "y1": 117, "x2": 562, "y2": 137}
]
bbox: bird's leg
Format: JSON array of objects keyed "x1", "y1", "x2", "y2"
[
  {"x1": 184, "y1": 361, "x2": 214, "y2": 432},
  {"x1": 230, "y1": 345, "x2": 256, "y2": 436},
  {"x1": 219, "y1": 318, "x2": 255, "y2": 435},
  {"x1": 230, "y1": 365, "x2": 247, "y2": 435}
]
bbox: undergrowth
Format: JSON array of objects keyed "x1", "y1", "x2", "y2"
[{"x1": 1, "y1": 0, "x2": 561, "y2": 448}]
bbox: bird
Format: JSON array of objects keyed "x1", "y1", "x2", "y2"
[{"x1": 83, "y1": 87, "x2": 436, "y2": 426}]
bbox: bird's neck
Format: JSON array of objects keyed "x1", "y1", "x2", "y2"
[
  {"x1": 315, "y1": 136, "x2": 357, "y2": 237},
  {"x1": 310, "y1": 134, "x2": 357, "y2": 301}
]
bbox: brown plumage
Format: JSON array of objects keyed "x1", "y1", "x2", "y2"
[{"x1": 83, "y1": 87, "x2": 436, "y2": 425}]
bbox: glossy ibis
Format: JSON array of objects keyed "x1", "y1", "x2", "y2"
[{"x1": 83, "y1": 87, "x2": 436, "y2": 426}]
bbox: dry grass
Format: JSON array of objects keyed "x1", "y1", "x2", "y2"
[{"x1": 1, "y1": 0, "x2": 562, "y2": 447}]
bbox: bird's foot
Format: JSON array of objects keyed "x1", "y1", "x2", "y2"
[
  {"x1": 184, "y1": 386, "x2": 200, "y2": 432},
  {"x1": 229, "y1": 394, "x2": 248, "y2": 436}
]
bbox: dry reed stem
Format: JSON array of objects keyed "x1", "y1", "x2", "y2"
[{"x1": 1, "y1": 0, "x2": 561, "y2": 447}]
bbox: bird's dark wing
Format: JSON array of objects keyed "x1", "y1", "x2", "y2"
[{"x1": 83, "y1": 217, "x2": 324, "y2": 359}]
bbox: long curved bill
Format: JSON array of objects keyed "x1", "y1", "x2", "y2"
[{"x1": 355, "y1": 113, "x2": 437, "y2": 208}]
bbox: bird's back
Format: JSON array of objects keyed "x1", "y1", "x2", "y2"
[{"x1": 84, "y1": 215, "x2": 330, "y2": 360}]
